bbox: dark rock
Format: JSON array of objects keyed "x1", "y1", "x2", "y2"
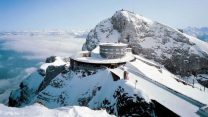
[
  {"x1": 37, "y1": 65, "x2": 65, "y2": 93},
  {"x1": 101, "y1": 86, "x2": 155, "y2": 117},
  {"x1": 45, "y1": 56, "x2": 56, "y2": 63}
]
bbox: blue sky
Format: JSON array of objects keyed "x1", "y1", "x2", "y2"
[{"x1": 0, "y1": 0, "x2": 208, "y2": 31}]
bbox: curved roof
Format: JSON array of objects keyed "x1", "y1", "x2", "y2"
[{"x1": 70, "y1": 52, "x2": 135, "y2": 64}]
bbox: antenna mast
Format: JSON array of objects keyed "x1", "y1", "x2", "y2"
[{"x1": 131, "y1": 0, "x2": 134, "y2": 13}]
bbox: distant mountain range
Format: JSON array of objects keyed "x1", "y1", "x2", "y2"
[{"x1": 183, "y1": 27, "x2": 208, "y2": 42}]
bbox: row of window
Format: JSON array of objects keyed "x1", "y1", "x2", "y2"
[
  {"x1": 104, "y1": 55, "x2": 123, "y2": 58},
  {"x1": 101, "y1": 51, "x2": 125, "y2": 54},
  {"x1": 100, "y1": 48, "x2": 126, "y2": 52}
]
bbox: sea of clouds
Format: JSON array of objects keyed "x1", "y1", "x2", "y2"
[
  {"x1": 0, "y1": 31, "x2": 86, "y2": 104},
  {"x1": 1, "y1": 32, "x2": 86, "y2": 59}
]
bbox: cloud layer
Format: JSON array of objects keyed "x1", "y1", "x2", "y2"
[{"x1": 1, "y1": 34, "x2": 85, "y2": 59}]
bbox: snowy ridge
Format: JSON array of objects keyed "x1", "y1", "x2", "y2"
[{"x1": 40, "y1": 57, "x2": 67, "y2": 73}]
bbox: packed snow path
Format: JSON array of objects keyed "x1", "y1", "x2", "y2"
[
  {"x1": 123, "y1": 67, "x2": 205, "y2": 108},
  {"x1": 127, "y1": 58, "x2": 208, "y2": 105},
  {"x1": 111, "y1": 58, "x2": 208, "y2": 116}
]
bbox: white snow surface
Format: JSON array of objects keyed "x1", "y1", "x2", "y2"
[
  {"x1": 119, "y1": 55, "x2": 208, "y2": 116},
  {"x1": 37, "y1": 69, "x2": 150, "y2": 108},
  {"x1": 114, "y1": 10, "x2": 153, "y2": 25},
  {"x1": 126, "y1": 69, "x2": 200, "y2": 117},
  {"x1": 99, "y1": 55, "x2": 208, "y2": 116},
  {"x1": 40, "y1": 57, "x2": 66, "y2": 72},
  {"x1": 127, "y1": 59, "x2": 208, "y2": 105},
  {"x1": 0, "y1": 103, "x2": 114, "y2": 117}
]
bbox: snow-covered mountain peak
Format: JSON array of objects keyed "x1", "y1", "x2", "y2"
[
  {"x1": 83, "y1": 10, "x2": 208, "y2": 76},
  {"x1": 112, "y1": 10, "x2": 153, "y2": 26}
]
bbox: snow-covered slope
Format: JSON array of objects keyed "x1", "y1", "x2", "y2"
[
  {"x1": 127, "y1": 57, "x2": 208, "y2": 105},
  {"x1": 8, "y1": 57, "x2": 155, "y2": 117},
  {"x1": 124, "y1": 58, "x2": 208, "y2": 116},
  {"x1": 0, "y1": 103, "x2": 114, "y2": 117},
  {"x1": 83, "y1": 10, "x2": 208, "y2": 76},
  {"x1": 8, "y1": 54, "x2": 208, "y2": 116}
]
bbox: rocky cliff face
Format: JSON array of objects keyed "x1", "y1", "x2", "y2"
[
  {"x1": 82, "y1": 10, "x2": 208, "y2": 76},
  {"x1": 9, "y1": 57, "x2": 155, "y2": 117}
]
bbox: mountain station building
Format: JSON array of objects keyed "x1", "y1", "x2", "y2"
[{"x1": 70, "y1": 43, "x2": 135, "y2": 70}]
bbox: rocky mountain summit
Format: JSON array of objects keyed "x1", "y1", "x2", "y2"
[{"x1": 83, "y1": 10, "x2": 208, "y2": 77}]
